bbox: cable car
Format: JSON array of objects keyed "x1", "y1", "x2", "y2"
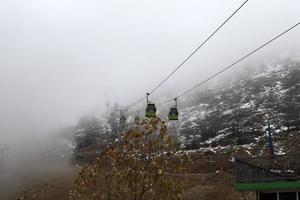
[
  {"x1": 168, "y1": 107, "x2": 178, "y2": 120},
  {"x1": 146, "y1": 103, "x2": 157, "y2": 118},
  {"x1": 119, "y1": 110, "x2": 127, "y2": 132},
  {"x1": 134, "y1": 116, "x2": 140, "y2": 124},
  {"x1": 120, "y1": 115, "x2": 126, "y2": 124},
  {"x1": 145, "y1": 93, "x2": 157, "y2": 118},
  {"x1": 168, "y1": 98, "x2": 178, "y2": 120},
  {"x1": 133, "y1": 111, "x2": 141, "y2": 124}
]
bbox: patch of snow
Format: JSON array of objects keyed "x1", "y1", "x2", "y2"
[
  {"x1": 240, "y1": 100, "x2": 255, "y2": 109},
  {"x1": 242, "y1": 143, "x2": 255, "y2": 149},
  {"x1": 251, "y1": 71, "x2": 268, "y2": 79},
  {"x1": 68, "y1": 143, "x2": 76, "y2": 149},
  {"x1": 76, "y1": 128, "x2": 85, "y2": 133},
  {"x1": 222, "y1": 109, "x2": 233, "y2": 115},
  {"x1": 245, "y1": 150, "x2": 251, "y2": 155},
  {"x1": 274, "y1": 129, "x2": 280, "y2": 133},
  {"x1": 202, "y1": 132, "x2": 231, "y2": 145}
]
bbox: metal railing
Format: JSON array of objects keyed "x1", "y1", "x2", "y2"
[{"x1": 235, "y1": 153, "x2": 300, "y2": 183}]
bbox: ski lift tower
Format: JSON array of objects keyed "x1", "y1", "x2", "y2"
[{"x1": 115, "y1": 107, "x2": 127, "y2": 133}]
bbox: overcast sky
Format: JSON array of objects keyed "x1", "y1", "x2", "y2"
[{"x1": 0, "y1": 0, "x2": 300, "y2": 142}]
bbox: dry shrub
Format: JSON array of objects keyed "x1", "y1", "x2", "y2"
[
  {"x1": 70, "y1": 117, "x2": 189, "y2": 200},
  {"x1": 18, "y1": 182, "x2": 54, "y2": 200}
]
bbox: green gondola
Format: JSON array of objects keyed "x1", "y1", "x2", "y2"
[
  {"x1": 168, "y1": 98, "x2": 178, "y2": 120},
  {"x1": 145, "y1": 93, "x2": 157, "y2": 118},
  {"x1": 145, "y1": 103, "x2": 157, "y2": 118},
  {"x1": 168, "y1": 107, "x2": 178, "y2": 120},
  {"x1": 120, "y1": 115, "x2": 126, "y2": 124},
  {"x1": 134, "y1": 115, "x2": 140, "y2": 124}
]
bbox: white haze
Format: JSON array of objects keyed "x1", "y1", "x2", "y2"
[
  {"x1": 0, "y1": 0, "x2": 299, "y2": 143},
  {"x1": 0, "y1": 0, "x2": 299, "y2": 197}
]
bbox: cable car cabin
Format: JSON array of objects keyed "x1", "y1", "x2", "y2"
[
  {"x1": 120, "y1": 116, "x2": 126, "y2": 124},
  {"x1": 168, "y1": 107, "x2": 178, "y2": 120},
  {"x1": 134, "y1": 116, "x2": 140, "y2": 124},
  {"x1": 234, "y1": 154, "x2": 300, "y2": 200},
  {"x1": 145, "y1": 103, "x2": 156, "y2": 118}
]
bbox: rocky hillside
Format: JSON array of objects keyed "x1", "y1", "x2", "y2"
[
  {"x1": 175, "y1": 58, "x2": 300, "y2": 154},
  {"x1": 53, "y1": 58, "x2": 300, "y2": 162}
]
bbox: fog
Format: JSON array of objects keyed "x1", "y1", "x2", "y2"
[
  {"x1": 0, "y1": 1, "x2": 300, "y2": 192},
  {"x1": 0, "y1": 0, "x2": 299, "y2": 197},
  {"x1": 0, "y1": 0, "x2": 299, "y2": 142}
]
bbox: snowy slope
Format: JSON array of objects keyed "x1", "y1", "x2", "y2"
[
  {"x1": 55, "y1": 58, "x2": 300, "y2": 159},
  {"x1": 176, "y1": 58, "x2": 300, "y2": 153}
]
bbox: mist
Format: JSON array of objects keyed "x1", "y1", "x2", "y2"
[
  {"x1": 0, "y1": 0, "x2": 299, "y2": 141},
  {"x1": 0, "y1": 0, "x2": 300, "y2": 197}
]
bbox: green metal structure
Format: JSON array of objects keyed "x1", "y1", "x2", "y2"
[
  {"x1": 235, "y1": 182, "x2": 300, "y2": 191},
  {"x1": 145, "y1": 103, "x2": 156, "y2": 118},
  {"x1": 168, "y1": 98, "x2": 179, "y2": 121},
  {"x1": 145, "y1": 93, "x2": 157, "y2": 118},
  {"x1": 234, "y1": 153, "x2": 300, "y2": 199}
]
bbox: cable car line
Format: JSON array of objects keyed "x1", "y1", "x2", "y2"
[
  {"x1": 158, "y1": 22, "x2": 300, "y2": 106},
  {"x1": 127, "y1": 96, "x2": 147, "y2": 110},
  {"x1": 148, "y1": 0, "x2": 248, "y2": 95},
  {"x1": 126, "y1": 0, "x2": 249, "y2": 110}
]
